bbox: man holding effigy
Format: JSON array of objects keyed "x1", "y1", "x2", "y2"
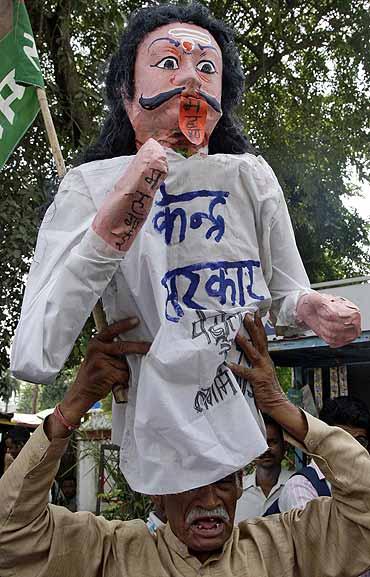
[{"x1": 2, "y1": 314, "x2": 370, "y2": 577}]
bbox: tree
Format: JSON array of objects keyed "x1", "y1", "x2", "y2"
[
  {"x1": 17, "y1": 382, "x2": 34, "y2": 413},
  {"x1": 16, "y1": 366, "x2": 76, "y2": 413},
  {"x1": 1, "y1": 0, "x2": 369, "y2": 374},
  {"x1": 0, "y1": 369, "x2": 19, "y2": 409},
  {"x1": 37, "y1": 367, "x2": 76, "y2": 411}
]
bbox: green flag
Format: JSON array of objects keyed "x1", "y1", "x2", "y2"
[{"x1": 0, "y1": 0, "x2": 44, "y2": 170}]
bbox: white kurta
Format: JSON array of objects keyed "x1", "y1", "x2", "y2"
[{"x1": 11, "y1": 149, "x2": 311, "y2": 493}]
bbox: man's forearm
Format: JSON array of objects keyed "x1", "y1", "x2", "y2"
[
  {"x1": 44, "y1": 317, "x2": 148, "y2": 442},
  {"x1": 45, "y1": 390, "x2": 92, "y2": 440},
  {"x1": 268, "y1": 400, "x2": 308, "y2": 443},
  {"x1": 230, "y1": 313, "x2": 308, "y2": 443}
]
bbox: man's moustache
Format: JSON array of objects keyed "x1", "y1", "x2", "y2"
[
  {"x1": 139, "y1": 87, "x2": 222, "y2": 113},
  {"x1": 185, "y1": 506, "x2": 230, "y2": 525},
  {"x1": 258, "y1": 450, "x2": 273, "y2": 460},
  {"x1": 198, "y1": 91, "x2": 222, "y2": 113}
]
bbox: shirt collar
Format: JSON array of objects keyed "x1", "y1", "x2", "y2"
[
  {"x1": 243, "y1": 467, "x2": 291, "y2": 491},
  {"x1": 243, "y1": 471, "x2": 256, "y2": 490},
  {"x1": 309, "y1": 459, "x2": 326, "y2": 480}
]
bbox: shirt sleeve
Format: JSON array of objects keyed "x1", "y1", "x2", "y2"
[
  {"x1": 0, "y1": 424, "x2": 70, "y2": 576},
  {"x1": 10, "y1": 169, "x2": 124, "y2": 384},
  {"x1": 278, "y1": 473, "x2": 319, "y2": 512},
  {"x1": 0, "y1": 423, "x2": 140, "y2": 577},
  {"x1": 252, "y1": 413, "x2": 370, "y2": 577},
  {"x1": 240, "y1": 156, "x2": 312, "y2": 336},
  {"x1": 267, "y1": 193, "x2": 313, "y2": 334}
]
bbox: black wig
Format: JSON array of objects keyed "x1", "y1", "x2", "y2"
[{"x1": 82, "y1": 2, "x2": 255, "y2": 163}]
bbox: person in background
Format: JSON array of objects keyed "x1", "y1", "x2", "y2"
[
  {"x1": 55, "y1": 477, "x2": 77, "y2": 512},
  {"x1": 2, "y1": 427, "x2": 31, "y2": 475},
  {"x1": 146, "y1": 499, "x2": 168, "y2": 536},
  {"x1": 3, "y1": 436, "x2": 15, "y2": 472},
  {"x1": 235, "y1": 413, "x2": 291, "y2": 522},
  {"x1": 278, "y1": 395, "x2": 370, "y2": 512},
  {"x1": 7, "y1": 427, "x2": 31, "y2": 461}
]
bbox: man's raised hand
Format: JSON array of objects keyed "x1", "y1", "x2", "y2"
[
  {"x1": 228, "y1": 312, "x2": 287, "y2": 416},
  {"x1": 229, "y1": 312, "x2": 308, "y2": 442},
  {"x1": 46, "y1": 318, "x2": 150, "y2": 439}
]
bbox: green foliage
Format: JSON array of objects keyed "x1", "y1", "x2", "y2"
[
  {"x1": 0, "y1": 369, "x2": 19, "y2": 405},
  {"x1": 1, "y1": 0, "x2": 369, "y2": 376},
  {"x1": 276, "y1": 366, "x2": 292, "y2": 393},
  {"x1": 99, "y1": 482, "x2": 152, "y2": 522},
  {"x1": 100, "y1": 391, "x2": 113, "y2": 415},
  {"x1": 16, "y1": 366, "x2": 76, "y2": 413},
  {"x1": 38, "y1": 367, "x2": 76, "y2": 411},
  {"x1": 82, "y1": 435, "x2": 151, "y2": 521},
  {"x1": 17, "y1": 382, "x2": 34, "y2": 413}
]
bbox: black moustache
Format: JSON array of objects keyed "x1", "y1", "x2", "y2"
[
  {"x1": 139, "y1": 88, "x2": 222, "y2": 113},
  {"x1": 198, "y1": 90, "x2": 222, "y2": 113},
  {"x1": 139, "y1": 87, "x2": 185, "y2": 110}
]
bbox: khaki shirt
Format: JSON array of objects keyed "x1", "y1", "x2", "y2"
[{"x1": 1, "y1": 413, "x2": 370, "y2": 577}]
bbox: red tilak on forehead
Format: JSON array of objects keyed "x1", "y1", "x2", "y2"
[{"x1": 182, "y1": 40, "x2": 194, "y2": 53}]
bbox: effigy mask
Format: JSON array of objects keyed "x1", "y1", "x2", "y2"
[{"x1": 124, "y1": 22, "x2": 223, "y2": 152}]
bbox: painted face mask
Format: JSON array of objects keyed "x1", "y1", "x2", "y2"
[{"x1": 124, "y1": 22, "x2": 223, "y2": 152}]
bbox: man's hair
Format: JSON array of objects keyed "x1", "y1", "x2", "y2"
[
  {"x1": 319, "y1": 396, "x2": 370, "y2": 430},
  {"x1": 262, "y1": 413, "x2": 284, "y2": 441},
  {"x1": 82, "y1": 2, "x2": 255, "y2": 163},
  {"x1": 7, "y1": 427, "x2": 30, "y2": 444},
  {"x1": 60, "y1": 476, "x2": 76, "y2": 485}
]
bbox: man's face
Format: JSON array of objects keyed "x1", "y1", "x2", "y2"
[
  {"x1": 9, "y1": 440, "x2": 24, "y2": 459},
  {"x1": 159, "y1": 472, "x2": 242, "y2": 562},
  {"x1": 255, "y1": 423, "x2": 285, "y2": 469},
  {"x1": 124, "y1": 22, "x2": 223, "y2": 151},
  {"x1": 61, "y1": 479, "x2": 76, "y2": 499}
]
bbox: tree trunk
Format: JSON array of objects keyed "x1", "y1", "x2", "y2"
[{"x1": 31, "y1": 384, "x2": 39, "y2": 414}]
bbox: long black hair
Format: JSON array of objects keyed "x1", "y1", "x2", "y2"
[{"x1": 82, "y1": 2, "x2": 255, "y2": 163}]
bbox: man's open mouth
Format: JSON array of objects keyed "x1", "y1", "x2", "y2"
[{"x1": 190, "y1": 516, "x2": 225, "y2": 538}]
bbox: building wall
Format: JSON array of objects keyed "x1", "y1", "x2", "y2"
[{"x1": 77, "y1": 439, "x2": 100, "y2": 512}]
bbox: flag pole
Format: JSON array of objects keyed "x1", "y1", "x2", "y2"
[
  {"x1": 36, "y1": 88, "x2": 66, "y2": 178},
  {"x1": 36, "y1": 87, "x2": 128, "y2": 403}
]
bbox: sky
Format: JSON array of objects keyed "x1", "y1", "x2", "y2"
[{"x1": 343, "y1": 177, "x2": 370, "y2": 221}]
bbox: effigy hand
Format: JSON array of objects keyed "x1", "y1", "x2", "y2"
[
  {"x1": 92, "y1": 138, "x2": 168, "y2": 251},
  {"x1": 296, "y1": 292, "x2": 361, "y2": 348}
]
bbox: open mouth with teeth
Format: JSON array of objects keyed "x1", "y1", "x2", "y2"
[{"x1": 189, "y1": 517, "x2": 225, "y2": 538}]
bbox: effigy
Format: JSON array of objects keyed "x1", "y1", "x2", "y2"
[{"x1": 11, "y1": 4, "x2": 361, "y2": 494}]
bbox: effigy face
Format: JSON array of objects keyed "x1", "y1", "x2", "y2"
[{"x1": 124, "y1": 22, "x2": 223, "y2": 152}]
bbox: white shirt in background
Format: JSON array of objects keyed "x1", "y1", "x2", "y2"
[
  {"x1": 235, "y1": 467, "x2": 292, "y2": 522},
  {"x1": 278, "y1": 460, "x2": 330, "y2": 512},
  {"x1": 146, "y1": 511, "x2": 166, "y2": 535}
]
